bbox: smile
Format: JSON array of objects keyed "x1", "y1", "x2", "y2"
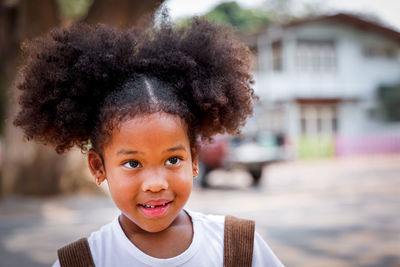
[
  {"x1": 138, "y1": 201, "x2": 173, "y2": 218},
  {"x1": 139, "y1": 201, "x2": 171, "y2": 209}
]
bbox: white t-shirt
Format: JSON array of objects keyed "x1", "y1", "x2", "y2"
[{"x1": 53, "y1": 209, "x2": 283, "y2": 267}]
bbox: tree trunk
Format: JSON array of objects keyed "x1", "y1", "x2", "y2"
[
  {"x1": 85, "y1": 0, "x2": 164, "y2": 28},
  {"x1": 1, "y1": 0, "x2": 62, "y2": 196},
  {"x1": 1, "y1": 0, "x2": 164, "y2": 196}
]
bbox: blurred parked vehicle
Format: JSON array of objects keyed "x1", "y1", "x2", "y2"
[{"x1": 198, "y1": 132, "x2": 286, "y2": 188}]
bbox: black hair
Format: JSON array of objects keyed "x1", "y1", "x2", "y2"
[{"x1": 14, "y1": 16, "x2": 256, "y2": 154}]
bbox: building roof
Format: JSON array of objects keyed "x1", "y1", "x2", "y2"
[{"x1": 282, "y1": 13, "x2": 400, "y2": 43}]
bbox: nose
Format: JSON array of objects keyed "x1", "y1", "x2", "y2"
[{"x1": 141, "y1": 168, "x2": 168, "y2": 192}]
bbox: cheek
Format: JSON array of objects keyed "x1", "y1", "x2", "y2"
[
  {"x1": 171, "y1": 168, "x2": 193, "y2": 192},
  {"x1": 107, "y1": 173, "x2": 139, "y2": 201}
]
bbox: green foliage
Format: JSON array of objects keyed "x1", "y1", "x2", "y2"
[
  {"x1": 178, "y1": 0, "x2": 327, "y2": 33},
  {"x1": 378, "y1": 84, "x2": 400, "y2": 121},
  {"x1": 203, "y1": 1, "x2": 270, "y2": 32},
  {"x1": 57, "y1": 0, "x2": 94, "y2": 20}
]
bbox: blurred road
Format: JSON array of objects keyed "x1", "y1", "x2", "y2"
[{"x1": 0, "y1": 154, "x2": 399, "y2": 267}]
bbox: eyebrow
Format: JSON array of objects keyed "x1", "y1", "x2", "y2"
[
  {"x1": 116, "y1": 149, "x2": 143, "y2": 156},
  {"x1": 163, "y1": 144, "x2": 186, "y2": 153},
  {"x1": 116, "y1": 145, "x2": 186, "y2": 156}
]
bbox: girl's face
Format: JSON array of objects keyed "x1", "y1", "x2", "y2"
[{"x1": 88, "y1": 112, "x2": 198, "y2": 233}]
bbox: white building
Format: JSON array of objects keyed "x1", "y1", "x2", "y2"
[{"x1": 255, "y1": 13, "x2": 400, "y2": 157}]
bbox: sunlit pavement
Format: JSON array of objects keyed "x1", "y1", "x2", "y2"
[{"x1": 0, "y1": 154, "x2": 399, "y2": 267}]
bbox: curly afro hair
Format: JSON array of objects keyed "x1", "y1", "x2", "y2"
[{"x1": 14, "y1": 16, "x2": 256, "y2": 154}]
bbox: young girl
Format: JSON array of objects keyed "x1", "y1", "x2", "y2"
[{"x1": 14, "y1": 14, "x2": 283, "y2": 267}]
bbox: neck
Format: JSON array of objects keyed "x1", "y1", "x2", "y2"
[{"x1": 118, "y1": 210, "x2": 194, "y2": 258}]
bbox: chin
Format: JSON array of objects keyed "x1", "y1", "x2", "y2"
[{"x1": 141, "y1": 222, "x2": 171, "y2": 233}]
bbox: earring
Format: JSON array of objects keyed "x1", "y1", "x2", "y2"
[
  {"x1": 96, "y1": 177, "x2": 102, "y2": 185},
  {"x1": 193, "y1": 169, "x2": 199, "y2": 178}
]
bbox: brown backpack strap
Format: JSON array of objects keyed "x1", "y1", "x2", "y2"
[
  {"x1": 223, "y1": 215, "x2": 255, "y2": 267},
  {"x1": 58, "y1": 237, "x2": 95, "y2": 267}
]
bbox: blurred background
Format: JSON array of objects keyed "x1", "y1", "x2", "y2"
[{"x1": 0, "y1": 0, "x2": 400, "y2": 266}]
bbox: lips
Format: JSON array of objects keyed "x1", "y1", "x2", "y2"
[{"x1": 138, "y1": 200, "x2": 173, "y2": 218}]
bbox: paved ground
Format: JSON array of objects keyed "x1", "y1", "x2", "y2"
[{"x1": 0, "y1": 154, "x2": 399, "y2": 267}]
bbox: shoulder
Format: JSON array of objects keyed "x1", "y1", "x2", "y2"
[
  {"x1": 186, "y1": 209, "x2": 225, "y2": 237},
  {"x1": 52, "y1": 218, "x2": 117, "y2": 267},
  {"x1": 186, "y1": 209, "x2": 225, "y2": 226},
  {"x1": 185, "y1": 209, "x2": 225, "y2": 263},
  {"x1": 252, "y1": 232, "x2": 284, "y2": 267},
  {"x1": 86, "y1": 217, "x2": 119, "y2": 266},
  {"x1": 87, "y1": 218, "x2": 116, "y2": 246},
  {"x1": 52, "y1": 259, "x2": 60, "y2": 267},
  {"x1": 187, "y1": 210, "x2": 284, "y2": 267}
]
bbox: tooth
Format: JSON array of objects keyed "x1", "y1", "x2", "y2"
[{"x1": 142, "y1": 203, "x2": 169, "y2": 208}]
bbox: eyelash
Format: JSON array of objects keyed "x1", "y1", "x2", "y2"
[
  {"x1": 123, "y1": 156, "x2": 182, "y2": 169},
  {"x1": 123, "y1": 160, "x2": 142, "y2": 169},
  {"x1": 165, "y1": 156, "x2": 181, "y2": 166}
]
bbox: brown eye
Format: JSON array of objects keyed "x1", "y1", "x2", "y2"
[
  {"x1": 165, "y1": 157, "x2": 180, "y2": 166},
  {"x1": 123, "y1": 160, "x2": 142, "y2": 169}
]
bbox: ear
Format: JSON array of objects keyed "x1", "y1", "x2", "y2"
[
  {"x1": 88, "y1": 149, "x2": 107, "y2": 185},
  {"x1": 191, "y1": 144, "x2": 199, "y2": 178}
]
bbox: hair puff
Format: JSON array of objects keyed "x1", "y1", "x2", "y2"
[{"x1": 14, "y1": 16, "x2": 256, "y2": 153}]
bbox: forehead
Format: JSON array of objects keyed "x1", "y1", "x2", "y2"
[{"x1": 105, "y1": 112, "x2": 190, "y2": 153}]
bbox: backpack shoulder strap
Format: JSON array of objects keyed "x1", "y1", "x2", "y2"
[
  {"x1": 58, "y1": 237, "x2": 95, "y2": 267},
  {"x1": 223, "y1": 215, "x2": 255, "y2": 267}
]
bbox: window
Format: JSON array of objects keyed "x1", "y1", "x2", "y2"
[
  {"x1": 272, "y1": 40, "x2": 282, "y2": 71},
  {"x1": 300, "y1": 104, "x2": 338, "y2": 136},
  {"x1": 296, "y1": 40, "x2": 336, "y2": 73},
  {"x1": 364, "y1": 45, "x2": 397, "y2": 58}
]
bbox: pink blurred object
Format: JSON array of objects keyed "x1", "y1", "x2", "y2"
[
  {"x1": 336, "y1": 135, "x2": 400, "y2": 156},
  {"x1": 199, "y1": 135, "x2": 228, "y2": 169}
]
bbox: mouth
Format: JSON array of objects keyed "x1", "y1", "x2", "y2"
[
  {"x1": 138, "y1": 201, "x2": 173, "y2": 218},
  {"x1": 138, "y1": 201, "x2": 172, "y2": 209}
]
